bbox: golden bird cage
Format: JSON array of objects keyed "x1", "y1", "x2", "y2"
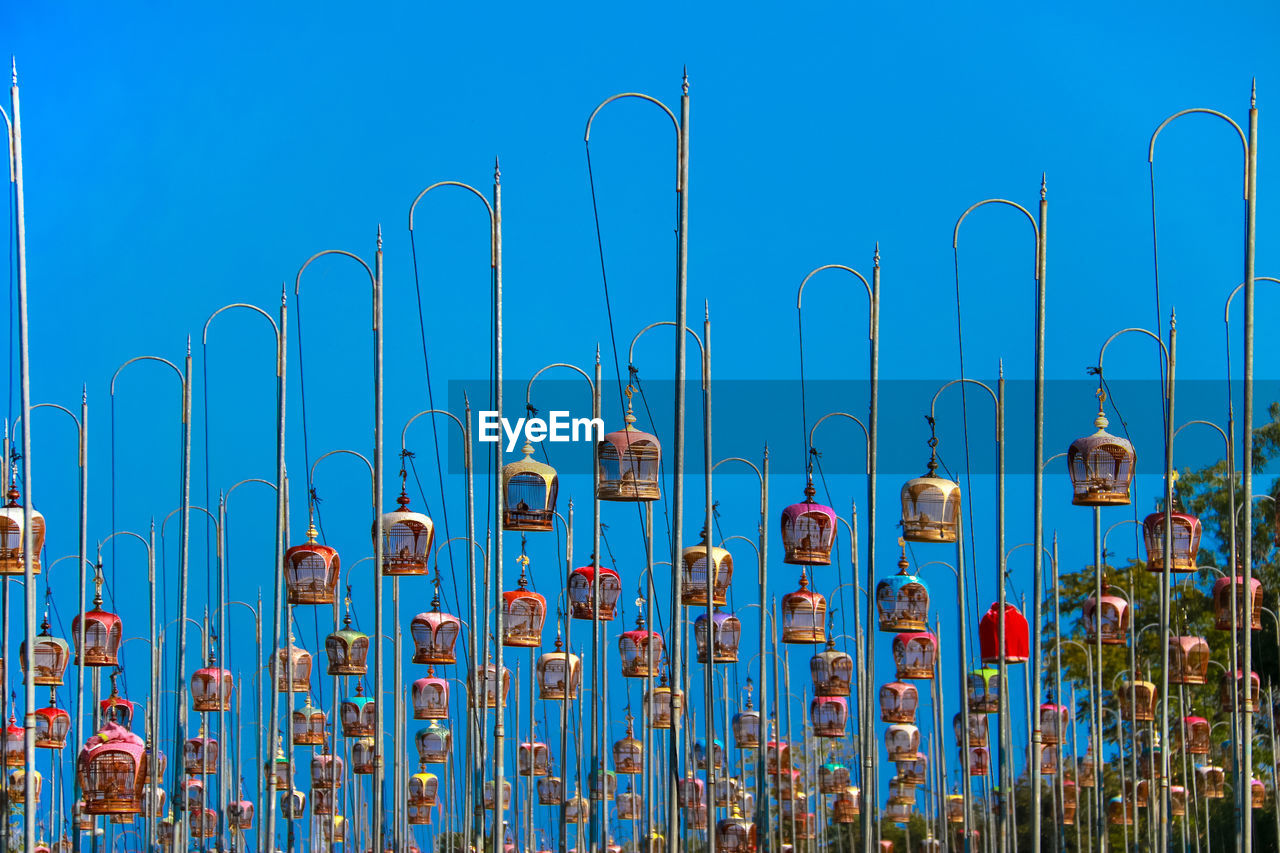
[
  {"x1": 469, "y1": 664, "x2": 512, "y2": 709},
  {"x1": 1197, "y1": 764, "x2": 1226, "y2": 799},
  {"x1": 502, "y1": 443, "x2": 558, "y2": 531},
  {"x1": 352, "y1": 736, "x2": 376, "y2": 775},
  {"x1": 613, "y1": 715, "x2": 642, "y2": 774},
  {"x1": 537, "y1": 637, "x2": 581, "y2": 700},
  {"x1": 565, "y1": 793, "x2": 589, "y2": 824},
  {"x1": 1170, "y1": 784, "x2": 1188, "y2": 817},
  {"x1": 888, "y1": 775, "x2": 914, "y2": 806},
  {"x1": 645, "y1": 671, "x2": 683, "y2": 730},
  {"x1": 897, "y1": 752, "x2": 927, "y2": 786},
  {"x1": 1067, "y1": 403, "x2": 1136, "y2": 506},
  {"x1": 378, "y1": 476, "x2": 434, "y2": 576},
  {"x1": 681, "y1": 531, "x2": 733, "y2": 607},
  {"x1": 617, "y1": 787, "x2": 640, "y2": 820},
  {"x1": 900, "y1": 454, "x2": 961, "y2": 544},
  {"x1": 834, "y1": 787, "x2": 861, "y2": 822},
  {"x1": 483, "y1": 779, "x2": 512, "y2": 811},
  {"x1": 1107, "y1": 797, "x2": 1133, "y2": 826},
  {"x1": 811, "y1": 639, "x2": 853, "y2": 697},
  {"x1": 695, "y1": 608, "x2": 742, "y2": 663},
  {"x1": 1119, "y1": 673, "x2": 1157, "y2": 722},
  {"x1": 780, "y1": 572, "x2": 827, "y2": 644},
  {"x1": 0, "y1": 483, "x2": 44, "y2": 575},
  {"x1": 21, "y1": 617, "x2": 70, "y2": 686},
  {"x1": 715, "y1": 808, "x2": 756, "y2": 852},
  {"x1": 6, "y1": 766, "x2": 40, "y2": 806},
  {"x1": 273, "y1": 637, "x2": 312, "y2": 693},
  {"x1": 1142, "y1": 495, "x2": 1201, "y2": 573}
]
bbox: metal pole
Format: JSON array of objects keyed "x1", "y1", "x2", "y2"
[
  {"x1": 74, "y1": 391, "x2": 88, "y2": 853},
  {"x1": 865, "y1": 247, "x2": 880, "y2": 853},
  {"x1": 1241, "y1": 82, "x2": 1258, "y2": 853},
  {"x1": 1030, "y1": 175, "x2": 1047, "y2": 853},
  {"x1": 172, "y1": 344, "x2": 193, "y2": 842},
  {"x1": 1157, "y1": 315, "x2": 1177, "y2": 852},
  {"x1": 957, "y1": 514, "x2": 972, "y2": 853},
  {"x1": 702, "y1": 305, "x2": 716, "y2": 853},
  {"x1": 995, "y1": 367, "x2": 1008, "y2": 853},
  {"x1": 1092, "y1": 508, "x2": 1106, "y2": 853},
  {"x1": 562, "y1": 503, "x2": 574, "y2": 853},
  {"x1": 265, "y1": 285, "x2": 289, "y2": 853},
  {"x1": 591, "y1": 350, "x2": 603, "y2": 853},
  {"x1": 372, "y1": 225, "x2": 387, "y2": 853},
  {"x1": 756, "y1": 449, "x2": 769, "y2": 841},
  {"x1": 492, "y1": 160, "x2": 506, "y2": 853}
]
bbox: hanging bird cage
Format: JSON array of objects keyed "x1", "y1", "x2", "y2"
[
  {"x1": 6, "y1": 767, "x2": 40, "y2": 805},
  {"x1": 892, "y1": 631, "x2": 937, "y2": 680},
  {"x1": 410, "y1": 588, "x2": 462, "y2": 665},
  {"x1": 415, "y1": 721, "x2": 451, "y2": 764},
  {"x1": 469, "y1": 664, "x2": 512, "y2": 709},
  {"x1": 1212, "y1": 574, "x2": 1264, "y2": 631},
  {"x1": 1169, "y1": 635, "x2": 1210, "y2": 684},
  {"x1": 1177, "y1": 715, "x2": 1210, "y2": 754},
  {"x1": 351, "y1": 736, "x2": 375, "y2": 774},
  {"x1": 565, "y1": 793, "x2": 589, "y2": 824},
  {"x1": 1119, "y1": 672, "x2": 1157, "y2": 721},
  {"x1": 967, "y1": 747, "x2": 990, "y2": 777},
  {"x1": 834, "y1": 787, "x2": 861, "y2": 822},
  {"x1": 618, "y1": 616, "x2": 664, "y2": 678},
  {"x1": 695, "y1": 608, "x2": 742, "y2": 662},
  {"x1": 379, "y1": 475, "x2": 434, "y2": 575},
  {"x1": 811, "y1": 696, "x2": 848, "y2": 738},
  {"x1": 156, "y1": 815, "x2": 175, "y2": 846},
  {"x1": 537, "y1": 774, "x2": 563, "y2": 806},
  {"x1": 73, "y1": 574, "x2": 122, "y2": 668},
  {"x1": 765, "y1": 740, "x2": 790, "y2": 774},
  {"x1": 645, "y1": 671, "x2": 684, "y2": 729},
  {"x1": 715, "y1": 808, "x2": 756, "y2": 852},
  {"x1": 681, "y1": 530, "x2": 733, "y2": 607},
  {"x1": 819, "y1": 761, "x2": 851, "y2": 793},
  {"x1": 273, "y1": 637, "x2": 313, "y2": 692},
  {"x1": 184, "y1": 777, "x2": 206, "y2": 812},
  {"x1": 264, "y1": 736, "x2": 289, "y2": 790},
  {"x1": 310, "y1": 753, "x2": 344, "y2": 789},
  {"x1": 1040, "y1": 745, "x2": 1059, "y2": 776},
  {"x1": 877, "y1": 551, "x2": 929, "y2": 632},
  {"x1": 953, "y1": 711, "x2": 989, "y2": 748},
  {"x1": 408, "y1": 797, "x2": 432, "y2": 826},
  {"x1": 502, "y1": 443, "x2": 558, "y2": 531},
  {"x1": 143, "y1": 745, "x2": 165, "y2": 782},
  {"x1": 183, "y1": 729, "x2": 219, "y2": 775},
  {"x1": 613, "y1": 716, "x2": 642, "y2": 774},
  {"x1": 771, "y1": 769, "x2": 802, "y2": 799},
  {"x1": 1067, "y1": 402, "x2": 1136, "y2": 505},
  {"x1": 100, "y1": 679, "x2": 135, "y2": 728},
  {"x1": 1124, "y1": 779, "x2": 1149, "y2": 808},
  {"x1": 537, "y1": 637, "x2": 581, "y2": 700},
  {"x1": 1078, "y1": 747, "x2": 1096, "y2": 788},
  {"x1": 714, "y1": 777, "x2": 741, "y2": 808},
  {"x1": 732, "y1": 686, "x2": 761, "y2": 749},
  {"x1": 291, "y1": 697, "x2": 327, "y2": 746},
  {"x1": 617, "y1": 788, "x2": 639, "y2": 820},
  {"x1": 1039, "y1": 702, "x2": 1069, "y2": 746},
  {"x1": 879, "y1": 842, "x2": 896, "y2": 853},
  {"x1": 326, "y1": 612, "x2": 370, "y2": 676},
  {"x1": 1062, "y1": 780, "x2": 1078, "y2": 824},
  {"x1": 484, "y1": 779, "x2": 512, "y2": 810},
  {"x1": 1196, "y1": 764, "x2": 1226, "y2": 798},
  {"x1": 1142, "y1": 493, "x2": 1201, "y2": 573},
  {"x1": 189, "y1": 808, "x2": 217, "y2": 839},
  {"x1": 0, "y1": 483, "x2": 45, "y2": 575},
  {"x1": 967, "y1": 668, "x2": 1001, "y2": 714},
  {"x1": 899, "y1": 440, "x2": 961, "y2": 543},
  {"x1": 781, "y1": 481, "x2": 836, "y2": 565},
  {"x1": 518, "y1": 741, "x2": 551, "y2": 777},
  {"x1": 885, "y1": 723, "x2": 919, "y2": 761},
  {"x1": 279, "y1": 788, "x2": 307, "y2": 820},
  {"x1": 77, "y1": 722, "x2": 146, "y2": 814},
  {"x1": 590, "y1": 765, "x2": 617, "y2": 801},
  {"x1": 780, "y1": 572, "x2": 827, "y2": 643},
  {"x1": 408, "y1": 767, "x2": 439, "y2": 813},
  {"x1": 567, "y1": 564, "x2": 622, "y2": 621},
  {"x1": 1082, "y1": 584, "x2": 1129, "y2": 645},
  {"x1": 340, "y1": 683, "x2": 376, "y2": 737},
  {"x1": 1, "y1": 718, "x2": 20, "y2": 768},
  {"x1": 503, "y1": 551, "x2": 547, "y2": 647},
  {"x1": 191, "y1": 653, "x2": 234, "y2": 712},
  {"x1": 810, "y1": 639, "x2": 853, "y2": 697},
  {"x1": 678, "y1": 774, "x2": 705, "y2": 808},
  {"x1": 1106, "y1": 797, "x2": 1133, "y2": 826},
  {"x1": 1219, "y1": 669, "x2": 1261, "y2": 713},
  {"x1": 885, "y1": 802, "x2": 912, "y2": 825},
  {"x1": 35, "y1": 701, "x2": 70, "y2": 749},
  {"x1": 411, "y1": 670, "x2": 450, "y2": 720},
  {"x1": 887, "y1": 775, "x2": 914, "y2": 806},
  {"x1": 738, "y1": 790, "x2": 755, "y2": 817},
  {"x1": 228, "y1": 797, "x2": 253, "y2": 829},
  {"x1": 1169, "y1": 784, "x2": 1187, "y2": 817},
  {"x1": 978, "y1": 603, "x2": 1029, "y2": 664},
  {"x1": 21, "y1": 617, "x2": 70, "y2": 686},
  {"x1": 945, "y1": 794, "x2": 964, "y2": 824},
  {"x1": 694, "y1": 738, "x2": 725, "y2": 771},
  {"x1": 283, "y1": 519, "x2": 341, "y2": 605},
  {"x1": 597, "y1": 395, "x2": 661, "y2": 501},
  {"x1": 898, "y1": 752, "x2": 928, "y2": 786},
  {"x1": 1252, "y1": 777, "x2": 1267, "y2": 809},
  {"x1": 312, "y1": 785, "x2": 339, "y2": 816},
  {"x1": 879, "y1": 682, "x2": 918, "y2": 724},
  {"x1": 684, "y1": 804, "x2": 710, "y2": 832}
]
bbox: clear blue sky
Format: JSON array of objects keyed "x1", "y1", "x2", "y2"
[{"x1": 6, "y1": 0, "x2": 1280, "y2": 841}]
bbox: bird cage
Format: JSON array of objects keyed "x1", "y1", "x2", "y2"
[
  {"x1": 415, "y1": 721, "x2": 451, "y2": 764},
  {"x1": 283, "y1": 521, "x2": 341, "y2": 605},
  {"x1": 1169, "y1": 784, "x2": 1188, "y2": 816},
  {"x1": 519, "y1": 741, "x2": 551, "y2": 777},
  {"x1": 77, "y1": 722, "x2": 146, "y2": 814},
  {"x1": 1142, "y1": 497, "x2": 1201, "y2": 573},
  {"x1": 311, "y1": 753, "x2": 344, "y2": 789},
  {"x1": 892, "y1": 631, "x2": 937, "y2": 680},
  {"x1": 72, "y1": 585, "x2": 122, "y2": 668},
  {"x1": 780, "y1": 572, "x2": 827, "y2": 643},
  {"x1": 21, "y1": 618, "x2": 70, "y2": 686},
  {"x1": 352, "y1": 736, "x2": 376, "y2": 774},
  {"x1": 326, "y1": 613, "x2": 370, "y2": 676},
  {"x1": 1040, "y1": 745, "x2": 1059, "y2": 776},
  {"x1": 781, "y1": 482, "x2": 836, "y2": 565},
  {"x1": 1220, "y1": 669, "x2": 1261, "y2": 713},
  {"x1": 1212, "y1": 574, "x2": 1264, "y2": 631},
  {"x1": 978, "y1": 603, "x2": 1029, "y2": 664},
  {"x1": 1169, "y1": 635, "x2": 1210, "y2": 684},
  {"x1": 1196, "y1": 764, "x2": 1226, "y2": 798},
  {"x1": 590, "y1": 765, "x2": 617, "y2": 801},
  {"x1": 1252, "y1": 777, "x2": 1266, "y2": 809},
  {"x1": 279, "y1": 788, "x2": 307, "y2": 820},
  {"x1": 694, "y1": 739, "x2": 725, "y2": 771},
  {"x1": 502, "y1": 443, "x2": 558, "y2": 531},
  {"x1": 408, "y1": 797, "x2": 432, "y2": 826},
  {"x1": 183, "y1": 730, "x2": 219, "y2": 774},
  {"x1": 618, "y1": 617, "x2": 664, "y2": 678},
  {"x1": 340, "y1": 683, "x2": 376, "y2": 737},
  {"x1": 537, "y1": 638, "x2": 581, "y2": 700},
  {"x1": 967, "y1": 747, "x2": 990, "y2": 777},
  {"x1": 6, "y1": 767, "x2": 40, "y2": 806},
  {"x1": 695, "y1": 608, "x2": 743, "y2": 662},
  {"x1": 765, "y1": 740, "x2": 791, "y2": 774},
  {"x1": 617, "y1": 787, "x2": 639, "y2": 819},
  {"x1": 1039, "y1": 702, "x2": 1069, "y2": 746},
  {"x1": 411, "y1": 671, "x2": 449, "y2": 720},
  {"x1": 967, "y1": 668, "x2": 1000, "y2": 714},
  {"x1": 143, "y1": 746, "x2": 166, "y2": 782},
  {"x1": 1082, "y1": 584, "x2": 1129, "y2": 645},
  {"x1": 772, "y1": 769, "x2": 802, "y2": 799},
  {"x1": 897, "y1": 752, "x2": 927, "y2": 786},
  {"x1": 1077, "y1": 747, "x2": 1096, "y2": 788},
  {"x1": 567, "y1": 564, "x2": 623, "y2": 621},
  {"x1": 156, "y1": 815, "x2": 175, "y2": 846},
  {"x1": 411, "y1": 595, "x2": 462, "y2": 665},
  {"x1": 537, "y1": 775, "x2": 563, "y2": 805},
  {"x1": 597, "y1": 398, "x2": 662, "y2": 501},
  {"x1": 738, "y1": 790, "x2": 755, "y2": 817},
  {"x1": 0, "y1": 483, "x2": 44, "y2": 574},
  {"x1": 900, "y1": 451, "x2": 961, "y2": 543},
  {"x1": 190, "y1": 654, "x2": 234, "y2": 712},
  {"x1": 715, "y1": 809, "x2": 756, "y2": 852},
  {"x1": 945, "y1": 794, "x2": 964, "y2": 824},
  {"x1": 887, "y1": 776, "x2": 914, "y2": 806},
  {"x1": 312, "y1": 786, "x2": 339, "y2": 816},
  {"x1": 407, "y1": 768, "x2": 439, "y2": 813},
  {"x1": 292, "y1": 697, "x2": 327, "y2": 746},
  {"x1": 714, "y1": 777, "x2": 741, "y2": 808},
  {"x1": 190, "y1": 808, "x2": 217, "y2": 839},
  {"x1": 229, "y1": 797, "x2": 253, "y2": 829},
  {"x1": 1177, "y1": 715, "x2": 1210, "y2": 754},
  {"x1": 954, "y1": 712, "x2": 988, "y2": 748},
  {"x1": 678, "y1": 774, "x2": 705, "y2": 807},
  {"x1": 810, "y1": 639, "x2": 853, "y2": 697},
  {"x1": 879, "y1": 843, "x2": 895, "y2": 853},
  {"x1": 733, "y1": 694, "x2": 761, "y2": 749},
  {"x1": 503, "y1": 554, "x2": 547, "y2": 648},
  {"x1": 885, "y1": 801, "x2": 912, "y2": 825},
  {"x1": 100, "y1": 681, "x2": 135, "y2": 728},
  {"x1": 885, "y1": 723, "x2": 919, "y2": 761},
  {"x1": 681, "y1": 532, "x2": 733, "y2": 607},
  {"x1": 1067, "y1": 406, "x2": 1136, "y2": 505},
  {"x1": 834, "y1": 787, "x2": 861, "y2": 822},
  {"x1": 613, "y1": 717, "x2": 642, "y2": 774},
  {"x1": 484, "y1": 779, "x2": 512, "y2": 810},
  {"x1": 684, "y1": 804, "x2": 710, "y2": 831},
  {"x1": 1107, "y1": 797, "x2": 1133, "y2": 826},
  {"x1": 469, "y1": 664, "x2": 512, "y2": 709},
  {"x1": 811, "y1": 696, "x2": 848, "y2": 738},
  {"x1": 184, "y1": 777, "x2": 206, "y2": 812},
  {"x1": 565, "y1": 793, "x2": 589, "y2": 823},
  {"x1": 273, "y1": 638, "x2": 313, "y2": 692},
  {"x1": 644, "y1": 673, "x2": 683, "y2": 729},
  {"x1": 1119, "y1": 672, "x2": 1157, "y2": 721},
  {"x1": 379, "y1": 481, "x2": 434, "y2": 576},
  {"x1": 876, "y1": 552, "x2": 929, "y2": 632},
  {"x1": 1062, "y1": 779, "x2": 1078, "y2": 824},
  {"x1": 35, "y1": 702, "x2": 70, "y2": 749},
  {"x1": 819, "y1": 761, "x2": 851, "y2": 794},
  {"x1": 3, "y1": 715, "x2": 23, "y2": 766}
]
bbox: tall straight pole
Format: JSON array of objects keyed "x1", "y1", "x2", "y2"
[
  {"x1": 863, "y1": 247, "x2": 880, "y2": 853},
  {"x1": 996, "y1": 370, "x2": 1008, "y2": 853},
  {"x1": 956, "y1": 515, "x2": 973, "y2": 853},
  {"x1": 265, "y1": 286, "x2": 289, "y2": 853},
  {"x1": 702, "y1": 306, "x2": 716, "y2": 853},
  {"x1": 148, "y1": 522, "x2": 158, "y2": 853},
  {"x1": 1030, "y1": 176, "x2": 1048, "y2": 853},
  {"x1": 1240, "y1": 82, "x2": 1258, "y2": 853},
  {"x1": 1157, "y1": 316, "x2": 1177, "y2": 851},
  {"x1": 590, "y1": 351, "x2": 603, "y2": 853},
  {"x1": 1091, "y1": 506, "x2": 1106, "y2": 853},
  {"x1": 172, "y1": 344, "x2": 193, "y2": 840},
  {"x1": 73, "y1": 391, "x2": 88, "y2": 853},
  {"x1": 372, "y1": 226, "x2": 386, "y2": 853},
  {"x1": 755, "y1": 449, "x2": 769, "y2": 836},
  {"x1": 491, "y1": 160, "x2": 506, "y2": 853},
  {"x1": 561, "y1": 503, "x2": 574, "y2": 853}
]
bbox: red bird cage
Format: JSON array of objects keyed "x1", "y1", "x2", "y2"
[
  {"x1": 73, "y1": 573, "x2": 121, "y2": 668},
  {"x1": 77, "y1": 722, "x2": 146, "y2": 815},
  {"x1": 1067, "y1": 404, "x2": 1136, "y2": 506},
  {"x1": 228, "y1": 797, "x2": 254, "y2": 829},
  {"x1": 411, "y1": 669, "x2": 450, "y2": 720},
  {"x1": 764, "y1": 740, "x2": 790, "y2": 775},
  {"x1": 978, "y1": 603, "x2": 1029, "y2": 664},
  {"x1": 892, "y1": 631, "x2": 937, "y2": 680},
  {"x1": 0, "y1": 483, "x2": 44, "y2": 575},
  {"x1": 190, "y1": 653, "x2": 233, "y2": 712},
  {"x1": 810, "y1": 639, "x2": 853, "y2": 697},
  {"x1": 880, "y1": 681, "x2": 919, "y2": 724},
  {"x1": 536, "y1": 636, "x2": 581, "y2": 700},
  {"x1": 898, "y1": 753, "x2": 927, "y2": 786},
  {"x1": 283, "y1": 519, "x2": 340, "y2": 605},
  {"x1": 681, "y1": 531, "x2": 733, "y2": 607},
  {"x1": 1082, "y1": 584, "x2": 1129, "y2": 645},
  {"x1": 378, "y1": 475, "x2": 434, "y2": 576},
  {"x1": 780, "y1": 481, "x2": 836, "y2": 565},
  {"x1": 1212, "y1": 574, "x2": 1264, "y2": 631},
  {"x1": 1252, "y1": 778, "x2": 1266, "y2": 809},
  {"x1": 967, "y1": 746, "x2": 990, "y2": 777},
  {"x1": 5, "y1": 716, "x2": 25, "y2": 765},
  {"x1": 189, "y1": 808, "x2": 217, "y2": 839},
  {"x1": 21, "y1": 617, "x2": 70, "y2": 686},
  {"x1": 567, "y1": 564, "x2": 622, "y2": 621},
  {"x1": 1142, "y1": 494, "x2": 1201, "y2": 573},
  {"x1": 34, "y1": 700, "x2": 70, "y2": 749},
  {"x1": 1039, "y1": 701, "x2": 1069, "y2": 746},
  {"x1": 1177, "y1": 715, "x2": 1210, "y2": 754},
  {"x1": 618, "y1": 615, "x2": 664, "y2": 678},
  {"x1": 1169, "y1": 635, "x2": 1210, "y2": 684},
  {"x1": 780, "y1": 572, "x2": 827, "y2": 643},
  {"x1": 502, "y1": 443, "x2": 558, "y2": 531},
  {"x1": 596, "y1": 396, "x2": 661, "y2": 501},
  {"x1": 502, "y1": 552, "x2": 547, "y2": 647}
]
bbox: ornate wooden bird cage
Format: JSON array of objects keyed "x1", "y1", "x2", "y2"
[
  {"x1": 1220, "y1": 669, "x2": 1261, "y2": 713},
  {"x1": 273, "y1": 636, "x2": 312, "y2": 692},
  {"x1": 483, "y1": 779, "x2": 512, "y2": 811},
  {"x1": 677, "y1": 774, "x2": 705, "y2": 809},
  {"x1": 73, "y1": 574, "x2": 122, "y2": 668},
  {"x1": 819, "y1": 761, "x2": 851, "y2": 794},
  {"x1": 77, "y1": 722, "x2": 146, "y2": 815},
  {"x1": 978, "y1": 603, "x2": 1029, "y2": 664},
  {"x1": 1142, "y1": 495, "x2": 1201, "y2": 573},
  {"x1": 1119, "y1": 672, "x2": 1157, "y2": 721},
  {"x1": 892, "y1": 631, "x2": 937, "y2": 680},
  {"x1": 954, "y1": 711, "x2": 989, "y2": 748},
  {"x1": 900, "y1": 451, "x2": 961, "y2": 543},
  {"x1": 278, "y1": 788, "x2": 306, "y2": 820},
  {"x1": 564, "y1": 793, "x2": 589, "y2": 824},
  {"x1": 379, "y1": 478, "x2": 434, "y2": 575},
  {"x1": 613, "y1": 716, "x2": 642, "y2": 774},
  {"x1": 967, "y1": 747, "x2": 990, "y2": 777},
  {"x1": 567, "y1": 564, "x2": 622, "y2": 621},
  {"x1": 503, "y1": 553, "x2": 547, "y2": 647},
  {"x1": 834, "y1": 787, "x2": 861, "y2": 822},
  {"x1": 781, "y1": 572, "x2": 826, "y2": 643},
  {"x1": 35, "y1": 701, "x2": 70, "y2": 749},
  {"x1": 189, "y1": 808, "x2": 217, "y2": 839},
  {"x1": 310, "y1": 753, "x2": 345, "y2": 789},
  {"x1": 518, "y1": 741, "x2": 551, "y2": 777},
  {"x1": 21, "y1": 617, "x2": 70, "y2": 686},
  {"x1": 810, "y1": 639, "x2": 853, "y2": 697},
  {"x1": 0, "y1": 483, "x2": 44, "y2": 575},
  {"x1": 1039, "y1": 702, "x2": 1069, "y2": 746},
  {"x1": 1040, "y1": 745, "x2": 1059, "y2": 776},
  {"x1": 190, "y1": 654, "x2": 233, "y2": 712},
  {"x1": 732, "y1": 686, "x2": 761, "y2": 749},
  {"x1": 1169, "y1": 635, "x2": 1210, "y2": 684},
  {"x1": 694, "y1": 738, "x2": 725, "y2": 771},
  {"x1": 183, "y1": 729, "x2": 219, "y2": 775},
  {"x1": 292, "y1": 697, "x2": 327, "y2": 746},
  {"x1": 1082, "y1": 584, "x2": 1129, "y2": 645},
  {"x1": 597, "y1": 400, "x2": 661, "y2": 501},
  {"x1": 618, "y1": 616, "x2": 664, "y2": 678},
  {"x1": 1177, "y1": 715, "x2": 1211, "y2": 754},
  {"x1": 967, "y1": 668, "x2": 1000, "y2": 714},
  {"x1": 1106, "y1": 797, "x2": 1134, "y2": 826},
  {"x1": 411, "y1": 592, "x2": 462, "y2": 665},
  {"x1": 885, "y1": 723, "x2": 919, "y2": 761},
  {"x1": 340, "y1": 683, "x2": 376, "y2": 737},
  {"x1": 876, "y1": 552, "x2": 929, "y2": 632},
  {"x1": 1078, "y1": 747, "x2": 1096, "y2": 788},
  {"x1": 284, "y1": 520, "x2": 340, "y2": 605},
  {"x1": 1212, "y1": 574, "x2": 1264, "y2": 631},
  {"x1": 714, "y1": 776, "x2": 741, "y2": 808},
  {"x1": 681, "y1": 531, "x2": 732, "y2": 607},
  {"x1": 502, "y1": 443, "x2": 558, "y2": 531},
  {"x1": 781, "y1": 482, "x2": 836, "y2": 565},
  {"x1": 765, "y1": 740, "x2": 790, "y2": 774},
  {"x1": 1169, "y1": 785, "x2": 1188, "y2": 817},
  {"x1": 897, "y1": 752, "x2": 928, "y2": 786},
  {"x1": 1196, "y1": 764, "x2": 1226, "y2": 798},
  {"x1": 415, "y1": 721, "x2": 451, "y2": 764},
  {"x1": 469, "y1": 664, "x2": 512, "y2": 709},
  {"x1": 412, "y1": 670, "x2": 450, "y2": 720},
  {"x1": 406, "y1": 767, "x2": 439, "y2": 819},
  {"x1": 945, "y1": 794, "x2": 964, "y2": 824},
  {"x1": 590, "y1": 765, "x2": 618, "y2": 802},
  {"x1": 143, "y1": 745, "x2": 165, "y2": 782},
  {"x1": 645, "y1": 672, "x2": 683, "y2": 729},
  {"x1": 537, "y1": 637, "x2": 581, "y2": 700},
  {"x1": 695, "y1": 608, "x2": 742, "y2": 662},
  {"x1": 811, "y1": 696, "x2": 848, "y2": 738},
  {"x1": 228, "y1": 797, "x2": 253, "y2": 829},
  {"x1": 1062, "y1": 780, "x2": 1078, "y2": 824},
  {"x1": 885, "y1": 801, "x2": 912, "y2": 825},
  {"x1": 537, "y1": 775, "x2": 563, "y2": 806},
  {"x1": 6, "y1": 767, "x2": 40, "y2": 806},
  {"x1": 326, "y1": 612, "x2": 370, "y2": 676},
  {"x1": 99, "y1": 679, "x2": 135, "y2": 729},
  {"x1": 1252, "y1": 777, "x2": 1266, "y2": 809},
  {"x1": 887, "y1": 775, "x2": 915, "y2": 806},
  {"x1": 352, "y1": 736, "x2": 376, "y2": 774},
  {"x1": 716, "y1": 808, "x2": 756, "y2": 852},
  {"x1": 1068, "y1": 406, "x2": 1136, "y2": 505}
]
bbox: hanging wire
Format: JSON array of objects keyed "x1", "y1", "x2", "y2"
[{"x1": 951, "y1": 245, "x2": 984, "y2": 670}]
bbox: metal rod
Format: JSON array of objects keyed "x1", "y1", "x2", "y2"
[{"x1": 1241, "y1": 82, "x2": 1258, "y2": 853}]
